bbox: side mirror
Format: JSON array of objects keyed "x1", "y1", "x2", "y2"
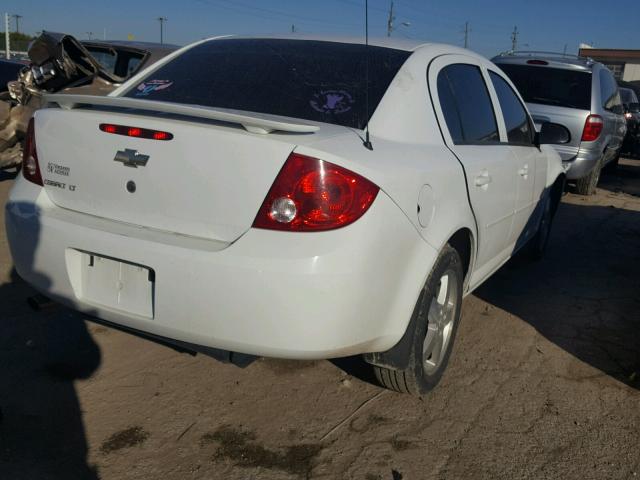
[{"x1": 537, "y1": 121, "x2": 571, "y2": 145}]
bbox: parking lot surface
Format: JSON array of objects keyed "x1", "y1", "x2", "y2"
[{"x1": 1, "y1": 159, "x2": 639, "y2": 480}]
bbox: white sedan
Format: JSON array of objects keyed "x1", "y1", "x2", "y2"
[{"x1": 6, "y1": 36, "x2": 566, "y2": 395}]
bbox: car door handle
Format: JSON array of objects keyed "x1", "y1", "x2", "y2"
[
  {"x1": 474, "y1": 172, "x2": 492, "y2": 187},
  {"x1": 518, "y1": 165, "x2": 529, "y2": 177}
]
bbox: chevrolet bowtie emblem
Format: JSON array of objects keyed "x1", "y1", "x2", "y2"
[{"x1": 114, "y1": 149, "x2": 150, "y2": 168}]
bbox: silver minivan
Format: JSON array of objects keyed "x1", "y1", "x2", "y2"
[{"x1": 492, "y1": 52, "x2": 626, "y2": 195}]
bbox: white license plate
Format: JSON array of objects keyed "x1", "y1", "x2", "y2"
[{"x1": 76, "y1": 252, "x2": 154, "y2": 318}]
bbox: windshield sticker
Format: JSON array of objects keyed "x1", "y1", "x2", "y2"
[
  {"x1": 135, "y1": 79, "x2": 173, "y2": 96},
  {"x1": 310, "y1": 90, "x2": 354, "y2": 114}
]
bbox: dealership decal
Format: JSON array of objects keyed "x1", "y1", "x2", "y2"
[
  {"x1": 135, "y1": 79, "x2": 173, "y2": 96},
  {"x1": 310, "y1": 90, "x2": 354, "y2": 114}
]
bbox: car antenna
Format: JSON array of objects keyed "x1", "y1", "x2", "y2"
[{"x1": 363, "y1": 0, "x2": 374, "y2": 151}]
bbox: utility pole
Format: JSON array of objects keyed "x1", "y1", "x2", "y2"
[
  {"x1": 462, "y1": 21, "x2": 470, "y2": 49},
  {"x1": 86, "y1": 31, "x2": 93, "y2": 40},
  {"x1": 157, "y1": 17, "x2": 167, "y2": 44},
  {"x1": 291, "y1": 24, "x2": 296, "y2": 33},
  {"x1": 11, "y1": 14, "x2": 22, "y2": 34},
  {"x1": 386, "y1": 2, "x2": 409, "y2": 37},
  {"x1": 562, "y1": 43, "x2": 567, "y2": 56},
  {"x1": 511, "y1": 26, "x2": 519, "y2": 51},
  {"x1": 4, "y1": 13, "x2": 10, "y2": 59}
]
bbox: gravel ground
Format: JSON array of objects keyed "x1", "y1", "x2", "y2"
[{"x1": 0, "y1": 159, "x2": 638, "y2": 480}]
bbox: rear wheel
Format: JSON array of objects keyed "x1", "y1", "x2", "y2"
[
  {"x1": 374, "y1": 245, "x2": 463, "y2": 395},
  {"x1": 603, "y1": 151, "x2": 620, "y2": 173},
  {"x1": 575, "y1": 158, "x2": 602, "y2": 195}
]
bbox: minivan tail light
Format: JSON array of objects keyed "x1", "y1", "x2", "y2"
[
  {"x1": 581, "y1": 115, "x2": 603, "y2": 142},
  {"x1": 253, "y1": 153, "x2": 379, "y2": 232},
  {"x1": 22, "y1": 118, "x2": 43, "y2": 186}
]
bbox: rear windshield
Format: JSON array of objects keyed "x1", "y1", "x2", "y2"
[
  {"x1": 497, "y1": 64, "x2": 592, "y2": 110},
  {"x1": 123, "y1": 38, "x2": 411, "y2": 130}
]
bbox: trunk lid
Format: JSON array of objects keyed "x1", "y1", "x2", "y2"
[{"x1": 35, "y1": 107, "x2": 309, "y2": 242}]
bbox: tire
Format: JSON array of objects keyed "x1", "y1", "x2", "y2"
[
  {"x1": 603, "y1": 151, "x2": 620, "y2": 173},
  {"x1": 528, "y1": 195, "x2": 553, "y2": 260},
  {"x1": 575, "y1": 158, "x2": 602, "y2": 195},
  {"x1": 373, "y1": 245, "x2": 463, "y2": 395}
]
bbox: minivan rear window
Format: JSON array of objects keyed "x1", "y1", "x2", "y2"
[
  {"x1": 123, "y1": 39, "x2": 411, "y2": 130},
  {"x1": 497, "y1": 64, "x2": 592, "y2": 110}
]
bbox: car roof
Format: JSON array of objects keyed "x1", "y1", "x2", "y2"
[
  {"x1": 202, "y1": 34, "x2": 429, "y2": 52},
  {"x1": 492, "y1": 51, "x2": 597, "y2": 72}
]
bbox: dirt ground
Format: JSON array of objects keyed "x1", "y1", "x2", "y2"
[{"x1": 0, "y1": 159, "x2": 638, "y2": 480}]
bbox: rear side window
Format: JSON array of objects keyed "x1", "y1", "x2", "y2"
[
  {"x1": 123, "y1": 39, "x2": 410, "y2": 130},
  {"x1": 620, "y1": 88, "x2": 638, "y2": 104},
  {"x1": 599, "y1": 69, "x2": 622, "y2": 113},
  {"x1": 498, "y1": 64, "x2": 592, "y2": 110},
  {"x1": 437, "y1": 64, "x2": 499, "y2": 144},
  {"x1": 489, "y1": 71, "x2": 533, "y2": 145}
]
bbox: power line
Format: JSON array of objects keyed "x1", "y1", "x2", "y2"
[{"x1": 200, "y1": 0, "x2": 361, "y2": 28}]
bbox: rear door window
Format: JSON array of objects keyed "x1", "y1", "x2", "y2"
[
  {"x1": 437, "y1": 64, "x2": 499, "y2": 144},
  {"x1": 436, "y1": 73, "x2": 464, "y2": 143},
  {"x1": 489, "y1": 71, "x2": 533, "y2": 145},
  {"x1": 123, "y1": 38, "x2": 410, "y2": 130},
  {"x1": 498, "y1": 64, "x2": 592, "y2": 110}
]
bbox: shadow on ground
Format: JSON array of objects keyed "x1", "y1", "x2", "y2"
[
  {"x1": 476, "y1": 193, "x2": 640, "y2": 389},
  {"x1": 598, "y1": 158, "x2": 640, "y2": 197},
  {"x1": 0, "y1": 201, "x2": 101, "y2": 479}
]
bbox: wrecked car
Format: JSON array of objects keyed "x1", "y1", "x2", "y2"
[{"x1": 0, "y1": 31, "x2": 177, "y2": 168}]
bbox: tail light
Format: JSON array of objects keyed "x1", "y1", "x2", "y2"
[
  {"x1": 99, "y1": 123, "x2": 173, "y2": 140},
  {"x1": 253, "y1": 153, "x2": 379, "y2": 232},
  {"x1": 581, "y1": 115, "x2": 603, "y2": 142},
  {"x1": 22, "y1": 118, "x2": 43, "y2": 186}
]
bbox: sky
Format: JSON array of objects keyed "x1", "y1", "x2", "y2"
[{"x1": 3, "y1": 0, "x2": 640, "y2": 58}]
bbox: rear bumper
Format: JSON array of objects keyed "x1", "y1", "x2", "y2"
[
  {"x1": 6, "y1": 178, "x2": 437, "y2": 359},
  {"x1": 563, "y1": 146, "x2": 603, "y2": 180}
]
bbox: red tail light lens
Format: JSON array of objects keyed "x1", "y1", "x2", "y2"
[
  {"x1": 22, "y1": 118, "x2": 43, "y2": 186},
  {"x1": 581, "y1": 115, "x2": 603, "y2": 142},
  {"x1": 253, "y1": 153, "x2": 379, "y2": 232},
  {"x1": 99, "y1": 123, "x2": 173, "y2": 140}
]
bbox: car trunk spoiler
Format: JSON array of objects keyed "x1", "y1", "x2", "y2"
[{"x1": 43, "y1": 94, "x2": 321, "y2": 135}]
